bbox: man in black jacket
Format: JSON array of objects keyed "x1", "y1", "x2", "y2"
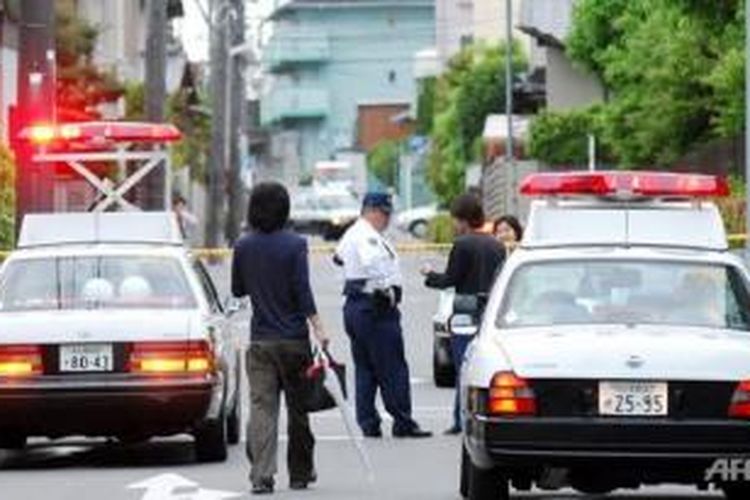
[{"x1": 422, "y1": 193, "x2": 505, "y2": 434}]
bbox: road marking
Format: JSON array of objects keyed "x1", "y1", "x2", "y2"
[{"x1": 128, "y1": 473, "x2": 241, "y2": 500}]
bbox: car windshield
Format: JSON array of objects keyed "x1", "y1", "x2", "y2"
[
  {"x1": 498, "y1": 260, "x2": 750, "y2": 331},
  {"x1": 0, "y1": 256, "x2": 197, "y2": 312}
]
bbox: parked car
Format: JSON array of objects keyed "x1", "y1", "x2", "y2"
[
  {"x1": 461, "y1": 171, "x2": 750, "y2": 500},
  {"x1": 433, "y1": 290, "x2": 456, "y2": 387},
  {"x1": 290, "y1": 188, "x2": 359, "y2": 241},
  {"x1": 396, "y1": 204, "x2": 440, "y2": 239},
  {"x1": 0, "y1": 212, "x2": 242, "y2": 462}
]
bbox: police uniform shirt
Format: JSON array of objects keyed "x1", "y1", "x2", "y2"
[{"x1": 335, "y1": 218, "x2": 403, "y2": 290}]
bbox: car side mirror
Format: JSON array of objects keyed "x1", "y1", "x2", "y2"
[
  {"x1": 453, "y1": 294, "x2": 479, "y2": 316},
  {"x1": 449, "y1": 313, "x2": 479, "y2": 336}
]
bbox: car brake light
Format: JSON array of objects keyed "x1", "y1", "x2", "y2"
[
  {"x1": 488, "y1": 371, "x2": 537, "y2": 416},
  {"x1": 729, "y1": 381, "x2": 750, "y2": 418},
  {"x1": 520, "y1": 171, "x2": 730, "y2": 198},
  {"x1": 0, "y1": 345, "x2": 43, "y2": 377},
  {"x1": 129, "y1": 341, "x2": 214, "y2": 375}
]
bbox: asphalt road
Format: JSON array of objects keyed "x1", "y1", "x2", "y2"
[{"x1": 0, "y1": 250, "x2": 727, "y2": 499}]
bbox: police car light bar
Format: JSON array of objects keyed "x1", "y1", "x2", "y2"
[
  {"x1": 520, "y1": 171, "x2": 730, "y2": 198},
  {"x1": 19, "y1": 121, "x2": 182, "y2": 146}
]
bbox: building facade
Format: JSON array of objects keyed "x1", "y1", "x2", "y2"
[
  {"x1": 0, "y1": 0, "x2": 19, "y2": 144},
  {"x1": 435, "y1": 0, "x2": 473, "y2": 64},
  {"x1": 261, "y1": 0, "x2": 435, "y2": 184}
]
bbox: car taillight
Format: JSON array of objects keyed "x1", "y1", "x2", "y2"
[
  {"x1": 128, "y1": 341, "x2": 214, "y2": 375},
  {"x1": 0, "y1": 345, "x2": 43, "y2": 377},
  {"x1": 488, "y1": 371, "x2": 537, "y2": 416},
  {"x1": 729, "y1": 381, "x2": 750, "y2": 418}
]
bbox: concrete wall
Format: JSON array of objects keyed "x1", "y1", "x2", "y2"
[
  {"x1": 472, "y1": 0, "x2": 537, "y2": 63},
  {"x1": 435, "y1": 0, "x2": 473, "y2": 62},
  {"x1": 0, "y1": 17, "x2": 18, "y2": 144},
  {"x1": 545, "y1": 46, "x2": 604, "y2": 111}
]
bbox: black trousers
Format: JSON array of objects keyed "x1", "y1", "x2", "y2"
[{"x1": 246, "y1": 339, "x2": 315, "y2": 484}]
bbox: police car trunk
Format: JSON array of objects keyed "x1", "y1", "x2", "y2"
[{"x1": 463, "y1": 172, "x2": 750, "y2": 497}]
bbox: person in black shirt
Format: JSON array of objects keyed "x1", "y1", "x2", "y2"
[
  {"x1": 232, "y1": 182, "x2": 329, "y2": 495},
  {"x1": 421, "y1": 194, "x2": 505, "y2": 435}
]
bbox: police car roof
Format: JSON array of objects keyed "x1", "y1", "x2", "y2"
[{"x1": 17, "y1": 212, "x2": 184, "y2": 249}]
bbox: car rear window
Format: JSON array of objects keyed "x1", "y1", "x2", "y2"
[
  {"x1": 497, "y1": 260, "x2": 750, "y2": 331},
  {"x1": 0, "y1": 256, "x2": 197, "y2": 312}
]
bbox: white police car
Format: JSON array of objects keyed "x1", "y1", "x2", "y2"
[
  {"x1": 460, "y1": 171, "x2": 750, "y2": 500},
  {"x1": 0, "y1": 213, "x2": 242, "y2": 462}
]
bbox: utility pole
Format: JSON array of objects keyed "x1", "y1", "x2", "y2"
[
  {"x1": 225, "y1": 0, "x2": 247, "y2": 243},
  {"x1": 15, "y1": 0, "x2": 56, "y2": 228},
  {"x1": 143, "y1": 0, "x2": 168, "y2": 210},
  {"x1": 206, "y1": 0, "x2": 230, "y2": 248},
  {"x1": 504, "y1": 0, "x2": 516, "y2": 214}
]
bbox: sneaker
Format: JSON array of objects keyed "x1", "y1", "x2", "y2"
[
  {"x1": 251, "y1": 478, "x2": 274, "y2": 495},
  {"x1": 290, "y1": 470, "x2": 317, "y2": 490},
  {"x1": 443, "y1": 426, "x2": 461, "y2": 436},
  {"x1": 362, "y1": 428, "x2": 383, "y2": 438}
]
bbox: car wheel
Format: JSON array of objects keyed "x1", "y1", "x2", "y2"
[
  {"x1": 0, "y1": 434, "x2": 26, "y2": 450},
  {"x1": 460, "y1": 444, "x2": 470, "y2": 498},
  {"x1": 433, "y1": 339, "x2": 456, "y2": 388},
  {"x1": 409, "y1": 220, "x2": 428, "y2": 239},
  {"x1": 227, "y1": 360, "x2": 242, "y2": 446},
  {"x1": 194, "y1": 418, "x2": 228, "y2": 463},
  {"x1": 468, "y1": 460, "x2": 509, "y2": 500},
  {"x1": 723, "y1": 483, "x2": 750, "y2": 500}
]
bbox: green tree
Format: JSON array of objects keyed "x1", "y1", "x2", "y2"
[
  {"x1": 528, "y1": 107, "x2": 607, "y2": 166},
  {"x1": 367, "y1": 140, "x2": 401, "y2": 187},
  {"x1": 564, "y1": 0, "x2": 745, "y2": 167},
  {"x1": 0, "y1": 145, "x2": 15, "y2": 249},
  {"x1": 425, "y1": 43, "x2": 526, "y2": 204},
  {"x1": 55, "y1": 0, "x2": 123, "y2": 120}
]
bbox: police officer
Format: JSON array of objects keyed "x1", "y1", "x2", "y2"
[{"x1": 334, "y1": 193, "x2": 432, "y2": 439}]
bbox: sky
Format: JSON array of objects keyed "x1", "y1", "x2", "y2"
[{"x1": 178, "y1": 0, "x2": 275, "y2": 62}]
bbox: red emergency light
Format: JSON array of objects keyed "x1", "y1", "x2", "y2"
[
  {"x1": 18, "y1": 121, "x2": 182, "y2": 147},
  {"x1": 520, "y1": 171, "x2": 730, "y2": 198}
]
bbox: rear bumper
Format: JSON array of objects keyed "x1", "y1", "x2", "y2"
[
  {"x1": 466, "y1": 414, "x2": 750, "y2": 470},
  {"x1": 0, "y1": 375, "x2": 223, "y2": 438}
]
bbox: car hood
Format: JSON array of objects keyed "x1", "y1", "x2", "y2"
[
  {"x1": 495, "y1": 324, "x2": 750, "y2": 381},
  {"x1": 0, "y1": 309, "x2": 202, "y2": 344}
]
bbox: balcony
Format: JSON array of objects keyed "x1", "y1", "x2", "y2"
[
  {"x1": 264, "y1": 33, "x2": 330, "y2": 71},
  {"x1": 261, "y1": 87, "x2": 330, "y2": 124}
]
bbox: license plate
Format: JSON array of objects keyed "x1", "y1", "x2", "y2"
[
  {"x1": 60, "y1": 344, "x2": 114, "y2": 373},
  {"x1": 599, "y1": 381, "x2": 668, "y2": 416}
]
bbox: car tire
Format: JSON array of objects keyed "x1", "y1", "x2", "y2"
[
  {"x1": 0, "y1": 434, "x2": 26, "y2": 450},
  {"x1": 194, "y1": 418, "x2": 228, "y2": 463},
  {"x1": 723, "y1": 484, "x2": 750, "y2": 500},
  {"x1": 227, "y1": 360, "x2": 242, "y2": 446},
  {"x1": 468, "y1": 460, "x2": 509, "y2": 500},
  {"x1": 460, "y1": 444, "x2": 470, "y2": 498},
  {"x1": 409, "y1": 220, "x2": 428, "y2": 239},
  {"x1": 433, "y1": 339, "x2": 456, "y2": 388}
]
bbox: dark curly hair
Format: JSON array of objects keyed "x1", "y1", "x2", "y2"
[
  {"x1": 450, "y1": 193, "x2": 485, "y2": 229},
  {"x1": 247, "y1": 182, "x2": 290, "y2": 233},
  {"x1": 494, "y1": 215, "x2": 524, "y2": 241}
]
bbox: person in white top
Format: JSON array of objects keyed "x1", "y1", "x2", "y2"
[{"x1": 334, "y1": 193, "x2": 432, "y2": 439}]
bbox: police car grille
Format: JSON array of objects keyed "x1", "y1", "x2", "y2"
[{"x1": 532, "y1": 380, "x2": 736, "y2": 419}]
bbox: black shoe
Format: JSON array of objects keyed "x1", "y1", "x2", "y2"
[
  {"x1": 362, "y1": 428, "x2": 383, "y2": 438},
  {"x1": 443, "y1": 426, "x2": 461, "y2": 436},
  {"x1": 290, "y1": 470, "x2": 317, "y2": 490},
  {"x1": 251, "y1": 478, "x2": 274, "y2": 495},
  {"x1": 393, "y1": 426, "x2": 432, "y2": 438}
]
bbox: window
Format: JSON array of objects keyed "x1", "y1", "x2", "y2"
[
  {"x1": 388, "y1": 70, "x2": 397, "y2": 83},
  {"x1": 0, "y1": 256, "x2": 197, "y2": 312},
  {"x1": 498, "y1": 260, "x2": 750, "y2": 331}
]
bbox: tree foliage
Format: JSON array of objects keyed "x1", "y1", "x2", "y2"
[
  {"x1": 0, "y1": 145, "x2": 15, "y2": 250},
  {"x1": 367, "y1": 139, "x2": 400, "y2": 187},
  {"x1": 424, "y1": 43, "x2": 526, "y2": 205},
  {"x1": 55, "y1": 0, "x2": 123, "y2": 121},
  {"x1": 528, "y1": 107, "x2": 604, "y2": 166},
  {"x1": 562, "y1": 0, "x2": 745, "y2": 167}
]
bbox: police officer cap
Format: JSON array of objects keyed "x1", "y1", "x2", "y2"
[{"x1": 362, "y1": 192, "x2": 393, "y2": 214}]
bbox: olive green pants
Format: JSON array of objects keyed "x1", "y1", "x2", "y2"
[{"x1": 246, "y1": 340, "x2": 315, "y2": 484}]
